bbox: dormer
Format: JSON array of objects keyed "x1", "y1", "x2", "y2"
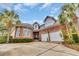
[
  {"x1": 44, "y1": 16, "x2": 56, "y2": 27},
  {"x1": 33, "y1": 22, "x2": 40, "y2": 30}
]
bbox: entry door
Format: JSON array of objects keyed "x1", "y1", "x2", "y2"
[
  {"x1": 41, "y1": 33, "x2": 48, "y2": 41},
  {"x1": 50, "y1": 31, "x2": 63, "y2": 42}
]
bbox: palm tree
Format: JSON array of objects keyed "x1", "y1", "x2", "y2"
[
  {"x1": 0, "y1": 9, "x2": 20, "y2": 43},
  {"x1": 59, "y1": 3, "x2": 79, "y2": 43}
]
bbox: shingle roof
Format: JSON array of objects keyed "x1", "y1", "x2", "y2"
[
  {"x1": 39, "y1": 19, "x2": 61, "y2": 31},
  {"x1": 33, "y1": 22, "x2": 39, "y2": 25},
  {"x1": 16, "y1": 23, "x2": 33, "y2": 30},
  {"x1": 44, "y1": 16, "x2": 57, "y2": 23}
]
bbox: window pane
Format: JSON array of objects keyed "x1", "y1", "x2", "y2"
[
  {"x1": 16, "y1": 28, "x2": 20, "y2": 36},
  {"x1": 23, "y1": 28, "x2": 30, "y2": 36}
]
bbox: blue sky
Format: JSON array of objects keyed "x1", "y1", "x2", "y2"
[{"x1": 0, "y1": 3, "x2": 64, "y2": 24}]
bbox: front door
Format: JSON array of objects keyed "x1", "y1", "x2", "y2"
[{"x1": 33, "y1": 32, "x2": 39, "y2": 40}]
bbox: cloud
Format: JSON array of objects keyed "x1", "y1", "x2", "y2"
[
  {"x1": 50, "y1": 7, "x2": 60, "y2": 14},
  {"x1": 0, "y1": 3, "x2": 14, "y2": 10},
  {"x1": 14, "y1": 4, "x2": 22, "y2": 11},
  {"x1": 49, "y1": 7, "x2": 61, "y2": 20},
  {"x1": 14, "y1": 3, "x2": 28, "y2": 15},
  {"x1": 40, "y1": 3, "x2": 52, "y2": 10},
  {"x1": 33, "y1": 19, "x2": 38, "y2": 23},
  {"x1": 23, "y1": 3, "x2": 39, "y2": 8}
]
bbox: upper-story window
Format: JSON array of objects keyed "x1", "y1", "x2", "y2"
[
  {"x1": 45, "y1": 18, "x2": 55, "y2": 27},
  {"x1": 34, "y1": 24, "x2": 39, "y2": 30}
]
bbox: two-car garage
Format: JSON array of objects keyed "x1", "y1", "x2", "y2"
[{"x1": 41, "y1": 31, "x2": 64, "y2": 42}]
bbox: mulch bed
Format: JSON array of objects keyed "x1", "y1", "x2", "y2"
[{"x1": 64, "y1": 43, "x2": 79, "y2": 51}]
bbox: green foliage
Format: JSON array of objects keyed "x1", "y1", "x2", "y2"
[
  {"x1": 0, "y1": 9, "x2": 21, "y2": 43},
  {"x1": 72, "y1": 34, "x2": 79, "y2": 43},
  {"x1": 64, "y1": 38, "x2": 75, "y2": 44},
  {"x1": 9, "y1": 38, "x2": 33, "y2": 43},
  {"x1": 0, "y1": 36, "x2": 7, "y2": 43},
  {"x1": 59, "y1": 4, "x2": 79, "y2": 44}
]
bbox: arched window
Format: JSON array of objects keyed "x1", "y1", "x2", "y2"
[{"x1": 34, "y1": 24, "x2": 38, "y2": 30}]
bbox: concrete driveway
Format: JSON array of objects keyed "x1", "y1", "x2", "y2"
[{"x1": 0, "y1": 42, "x2": 79, "y2": 56}]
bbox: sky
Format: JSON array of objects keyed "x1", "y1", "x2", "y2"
[{"x1": 0, "y1": 3, "x2": 64, "y2": 24}]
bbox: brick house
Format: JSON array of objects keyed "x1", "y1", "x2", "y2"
[
  {"x1": 11, "y1": 16, "x2": 65, "y2": 43},
  {"x1": 14, "y1": 23, "x2": 33, "y2": 39}
]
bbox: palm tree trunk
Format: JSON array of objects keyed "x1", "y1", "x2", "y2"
[
  {"x1": 6, "y1": 29, "x2": 10, "y2": 43},
  {"x1": 6, "y1": 32, "x2": 10, "y2": 43}
]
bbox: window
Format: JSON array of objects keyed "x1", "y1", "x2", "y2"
[
  {"x1": 34, "y1": 24, "x2": 38, "y2": 29},
  {"x1": 16, "y1": 28, "x2": 20, "y2": 36},
  {"x1": 45, "y1": 22, "x2": 54, "y2": 27},
  {"x1": 45, "y1": 19, "x2": 55, "y2": 27},
  {"x1": 23, "y1": 28, "x2": 30, "y2": 36}
]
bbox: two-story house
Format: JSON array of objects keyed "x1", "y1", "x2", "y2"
[
  {"x1": 39, "y1": 16, "x2": 64, "y2": 42},
  {"x1": 12, "y1": 16, "x2": 65, "y2": 43}
]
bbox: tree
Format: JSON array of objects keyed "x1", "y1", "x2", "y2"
[
  {"x1": 0, "y1": 9, "x2": 21, "y2": 43},
  {"x1": 59, "y1": 3, "x2": 79, "y2": 43}
]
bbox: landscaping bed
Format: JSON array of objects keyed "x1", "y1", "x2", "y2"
[
  {"x1": 9, "y1": 38, "x2": 33, "y2": 43},
  {"x1": 0, "y1": 36, "x2": 7, "y2": 43},
  {"x1": 64, "y1": 43, "x2": 79, "y2": 51}
]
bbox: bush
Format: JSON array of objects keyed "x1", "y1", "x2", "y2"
[
  {"x1": 9, "y1": 38, "x2": 33, "y2": 43},
  {"x1": 64, "y1": 39, "x2": 75, "y2": 44},
  {"x1": 0, "y1": 36, "x2": 7, "y2": 43},
  {"x1": 72, "y1": 34, "x2": 79, "y2": 43}
]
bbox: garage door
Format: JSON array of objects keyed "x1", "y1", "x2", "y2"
[
  {"x1": 41, "y1": 33, "x2": 48, "y2": 41},
  {"x1": 50, "y1": 31, "x2": 63, "y2": 42}
]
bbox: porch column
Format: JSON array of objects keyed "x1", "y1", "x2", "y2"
[{"x1": 48, "y1": 31, "x2": 50, "y2": 42}]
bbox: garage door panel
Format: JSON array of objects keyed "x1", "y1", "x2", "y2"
[
  {"x1": 41, "y1": 33, "x2": 48, "y2": 41},
  {"x1": 50, "y1": 31, "x2": 63, "y2": 42}
]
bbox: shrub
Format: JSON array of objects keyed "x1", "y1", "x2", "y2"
[
  {"x1": 0, "y1": 36, "x2": 7, "y2": 43},
  {"x1": 9, "y1": 38, "x2": 33, "y2": 43},
  {"x1": 64, "y1": 39, "x2": 75, "y2": 44},
  {"x1": 72, "y1": 34, "x2": 79, "y2": 43}
]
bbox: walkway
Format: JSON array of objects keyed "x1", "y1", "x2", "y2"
[{"x1": 0, "y1": 42, "x2": 79, "y2": 56}]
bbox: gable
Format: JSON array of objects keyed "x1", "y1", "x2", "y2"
[
  {"x1": 33, "y1": 22, "x2": 40, "y2": 30},
  {"x1": 44, "y1": 16, "x2": 56, "y2": 23},
  {"x1": 44, "y1": 16, "x2": 56, "y2": 27},
  {"x1": 45, "y1": 18, "x2": 54, "y2": 24}
]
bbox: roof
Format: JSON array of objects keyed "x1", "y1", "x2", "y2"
[
  {"x1": 40, "y1": 24, "x2": 45, "y2": 27},
  {"x1": 16, "y1": 23, "x2": 33, "y2": 30},
  {"x1": 33, "y1": 22, "x2": 40, "y2": 26},
  {"x1": 33, "y1": 22, "x2": 39, "y2": 25},
  {"x1": 44, "y1": 16, "x2": 56, "y2": 23},
  {"x1": 39, "y1": 20, "x2": 65, "y2": 31}
]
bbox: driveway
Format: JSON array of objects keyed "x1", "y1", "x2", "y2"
[{"x1": 0, "y1": 42, "x2": 79, "y2": 56}]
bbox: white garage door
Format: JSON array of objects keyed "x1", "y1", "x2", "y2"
[
  {"x1": 41, "y1": 33, "x2": 48, "y2": 41},
  {"x1": 50, "y1": 31, "x2": 63, "y2": 42}
]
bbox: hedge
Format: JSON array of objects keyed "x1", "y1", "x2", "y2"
[
  {"x1": 9, "y1": 38, "x2": 33, "y2": 43},
  {"x1": 0, "y1": 36, "x2": 7, "y2": 43},
  {"x1": 72, "y1": 34, "x2": 79, "y2": 43}
]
